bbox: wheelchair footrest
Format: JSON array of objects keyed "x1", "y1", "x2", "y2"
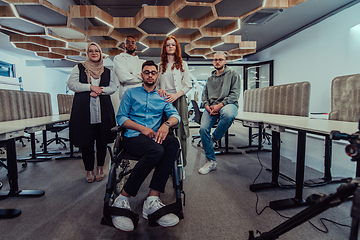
[
  {"x1": 148, "y1": 201, "x2": 183, "y2": 227},
  {"x1": 102, "y1": 205, "x2": 139, "y2": 229}
]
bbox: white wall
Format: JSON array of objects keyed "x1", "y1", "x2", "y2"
[
  {"x1": 0, "y1": 50, "x2": 69, "y2": 114},
  {"x1": 248, "y1": 3, "x2": 360, "y2": 114}
]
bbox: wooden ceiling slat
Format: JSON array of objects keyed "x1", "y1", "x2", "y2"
[
  {"x1": 0, "y1": 0, "x2": 311, "y2": 60},
  {"x1": 0, "y1": 6, "x2": 16, "y2": 17}
]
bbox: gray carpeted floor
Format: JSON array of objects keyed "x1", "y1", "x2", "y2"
[{"x1": 0, "y1": 122, "x2": 356, "y2": 240}]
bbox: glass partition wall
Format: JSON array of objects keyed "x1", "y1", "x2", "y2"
[
  {"x1": 187, "y1": 60, "x2": 273, "y2": 116},
  {"x1": 243, "y1": 60, "x2": 273, "y2": 91}
]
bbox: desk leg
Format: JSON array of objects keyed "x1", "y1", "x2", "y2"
[
  {"x1": 249, "y1": 127, "x2": 253, "y2": 146},
  {"x1": 250, "y1": 131, "x2": 281, "y2": 192},
  {"x1": 55, "y1": 139, "x2": 82, "y2": 160},
  {"x1": 324, "y1": 135, "x2": 332, "y2": 181},
  {"x1": 270, "y1": 130, "x2": 308, "y2": 210},
  {"x1": 215, "y1": 131, "x2": 242, "y2": 155},
  {"x1": 0, "y1": 139, "x2": 45, "y2": 199},
  {"x1": 304, "y1": 136, "x2": 344, "y2": 185},
  {"x1": 17, "y1": 133, "x2": 52, "y2": 162}
]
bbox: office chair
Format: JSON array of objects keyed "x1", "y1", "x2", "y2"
[
  {"x1": 16, "y1": 135, "x2": 39, "y2": 147},
  {"x1": 0, "y1": 141, "x2": 7, "y2": 166},
  {"x1": 40, "y1": 121, "x2": 70, "y2": 150},
  {"x1": 252, "y1": 128, "x2": 272, "y2": 145}
]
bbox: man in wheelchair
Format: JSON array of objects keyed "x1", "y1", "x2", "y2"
[{"x1": 112, "y1": 60, "x2": 181, "y2": 231}]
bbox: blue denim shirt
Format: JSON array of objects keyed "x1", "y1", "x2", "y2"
[{"x1": 116, "y1": 85, "x2": 181, "y2": 138}]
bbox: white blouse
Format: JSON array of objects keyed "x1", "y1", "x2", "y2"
[{"x1": 157, "y1": 60, "x2": 192, "y2": 95}]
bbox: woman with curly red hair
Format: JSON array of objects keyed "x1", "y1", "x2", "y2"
[{"x1": 157, "y1": 36, "x2": 192, "y2": 164}]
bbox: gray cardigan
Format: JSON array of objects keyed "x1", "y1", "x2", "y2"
[{"x1": 201, "y1": 66, "x2": 241, "y2": 108}]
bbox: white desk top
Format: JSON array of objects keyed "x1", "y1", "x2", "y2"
[
  {"x1": 23, "y1": 114, "x2": 70, "y2": 129},
  {"x1": 236, "y1": 112, "x2": 358, "y2": 136},
  {"x1": 0, "y1": 114, "x2": 70, "y2": 140}
]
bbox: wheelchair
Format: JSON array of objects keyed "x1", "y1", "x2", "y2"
[{"x1": 101, "y1": 125, "x2": 186, "y2": 229}]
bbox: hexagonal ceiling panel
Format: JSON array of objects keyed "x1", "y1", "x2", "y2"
[
  {"x1": 138, "y1": 18, "x2": 176, "y2": 34},
  {"x1": 0, "y1": 18, "x2": 45, "y2": 34},
  {"x1": 16, "y1": 5, "x2": 67, "y2": 26},
  {"x1": 215, "y1": 0, "x2": 263, "y2": 17},
  {"x1": 0, "y1": 0, "x2": 311, "y2": 61},
  {"x1": 0, "y1": 1, "x2": 9, "y2": 6},
  {"x1": 177, "y1": 6, "x2": 212, "y2": 19}
]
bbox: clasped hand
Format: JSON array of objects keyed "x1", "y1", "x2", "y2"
[
  {"x1": 141, "y1": 124, "x2": 169, "y2": 144},
  {"x1": 90, "y1": 85, "x2": 103, "y2": 98},
  {"x1": 206, "y1": 104, "x2": 223, "y2": 115}
]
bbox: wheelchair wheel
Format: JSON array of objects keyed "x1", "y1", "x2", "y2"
[{"x1": 114, "y1": 159, "x2": 131, "y2": 197}]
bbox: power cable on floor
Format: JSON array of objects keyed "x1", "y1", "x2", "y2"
[
  {"x1": 253, "y1": 151, "x2": 352, "y2": 235},
  {"x1": 253, "y1": 152, "x2": 270, "y2": 215}
]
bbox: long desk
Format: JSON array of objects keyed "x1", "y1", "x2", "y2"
[
  {"x1": 0, "y1": 114, "x2": 70, "y2": 218},
  {"x1": 236, "y1": 112, "x2": 358, "y2": 210},
  {"x1": 17, "y1": 114, "x2": 71, "y2": 163}
]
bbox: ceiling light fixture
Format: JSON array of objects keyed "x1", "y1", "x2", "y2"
[
  {"x1": 211, "y1": 42, "x2": 225, "y2": 48},
  {"x1": 166, "y1": 27, "x2": 179, "y2": 36},
  {"x1": 10, "y1": 42, "x2": 18, "y2": 49},
  {"x1": 191, "y1": 55, "x2": 207, "y2": 59},
  {"x1": 240, "y1": 46, "x2": 256, "y2": 49},
  {"x1": 95, "y1": 17, "x2": 113, "y2": 28},
  {"x1": 46, "y1": 33, "x2": 68, "y2": 43},
  {"x1": 139, "y1": 41, "x2": 149, "y2": 53},
  {"x1": 10, "y1": 4, "x2": 19, "y2": 18},
  {"x1": 222, "y1": 19, "x2": 241, "y2": 37},
  {"x1": 262, "y1": 0, "x2": 267, "y2": 7},
  {"x1": 230, "y1": 57, "x2": 243, "y2": 62},
  {"x1": 65, "y1": 56, "x2": 80, "y2": 63}
]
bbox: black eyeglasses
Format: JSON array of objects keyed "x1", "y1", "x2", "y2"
[
  {"x1": 143, "y1": 71, "x2": 158, "y2": 76},
  {"x1": 126, "y1": 41, "x2": 136, "y2": 45},
  {"x1": 213, "y1": 58, "x2": 224, "y2": 62},
  {"x1": 166, "y1": 43, "x2": 176, "y2": 47}
]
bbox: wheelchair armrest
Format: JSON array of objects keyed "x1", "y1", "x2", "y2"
[
  {"x1": 112, "y1": 124, "x2": 177, "y2": 133},
  {"x1": 111, "y1": 125, "x2": 123, "y2": 132}
]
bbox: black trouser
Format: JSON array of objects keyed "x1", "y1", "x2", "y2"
[
  {"x1": 122, "y1": 134, "x2": 179, "y2": 197},
  {"x1": 80, "y1": 123, "x2": 107, "y2": 171}
]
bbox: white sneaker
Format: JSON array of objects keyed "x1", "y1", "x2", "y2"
[
  {"x1": 142, "y1": 197, "x2": 179, "y2": 227},
  {"x1": 111, "y1": 197, "x2": 134, "y2": 232},
  {"x1": 198, "y1": 160, "x2": 217, "y2": 175}
]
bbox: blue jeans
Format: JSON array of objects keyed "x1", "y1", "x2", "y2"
[{"x1": 199, "y1": 104, "x2": 238, "y2": 161}]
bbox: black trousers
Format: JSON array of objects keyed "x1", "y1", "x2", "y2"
[
  {"x1": 80, "y1": 123, "x2": 107, "y2": 171},
  {"x1": 122, "y1": 134, "x2": 179, "y2": 197}
]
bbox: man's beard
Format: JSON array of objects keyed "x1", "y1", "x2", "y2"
[
  {"x1": 144, "y1": 80, "x2": 155, "y2": 87},
  {"x1": 126, "y1": 48, "x2": 135, "y2": 55},
  {"x1": 215, "y1": 66, "x2": 224, "y2": 71}
]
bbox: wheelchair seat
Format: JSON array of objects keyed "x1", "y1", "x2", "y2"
[{"x1": 101, "y1": 125, "x2": 185, "y2": 229}]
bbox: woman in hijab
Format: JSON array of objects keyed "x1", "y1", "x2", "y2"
[{"x1": 68, "y1": 42, "x2": 117, "y2": 183}]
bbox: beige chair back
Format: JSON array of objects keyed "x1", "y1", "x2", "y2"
[
  {"x1": 243, "y1": 81, "x2": 310, "y2": 117},
  {"x1": 329, "y1": 74, "x2": 360, "y2": 122}
]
